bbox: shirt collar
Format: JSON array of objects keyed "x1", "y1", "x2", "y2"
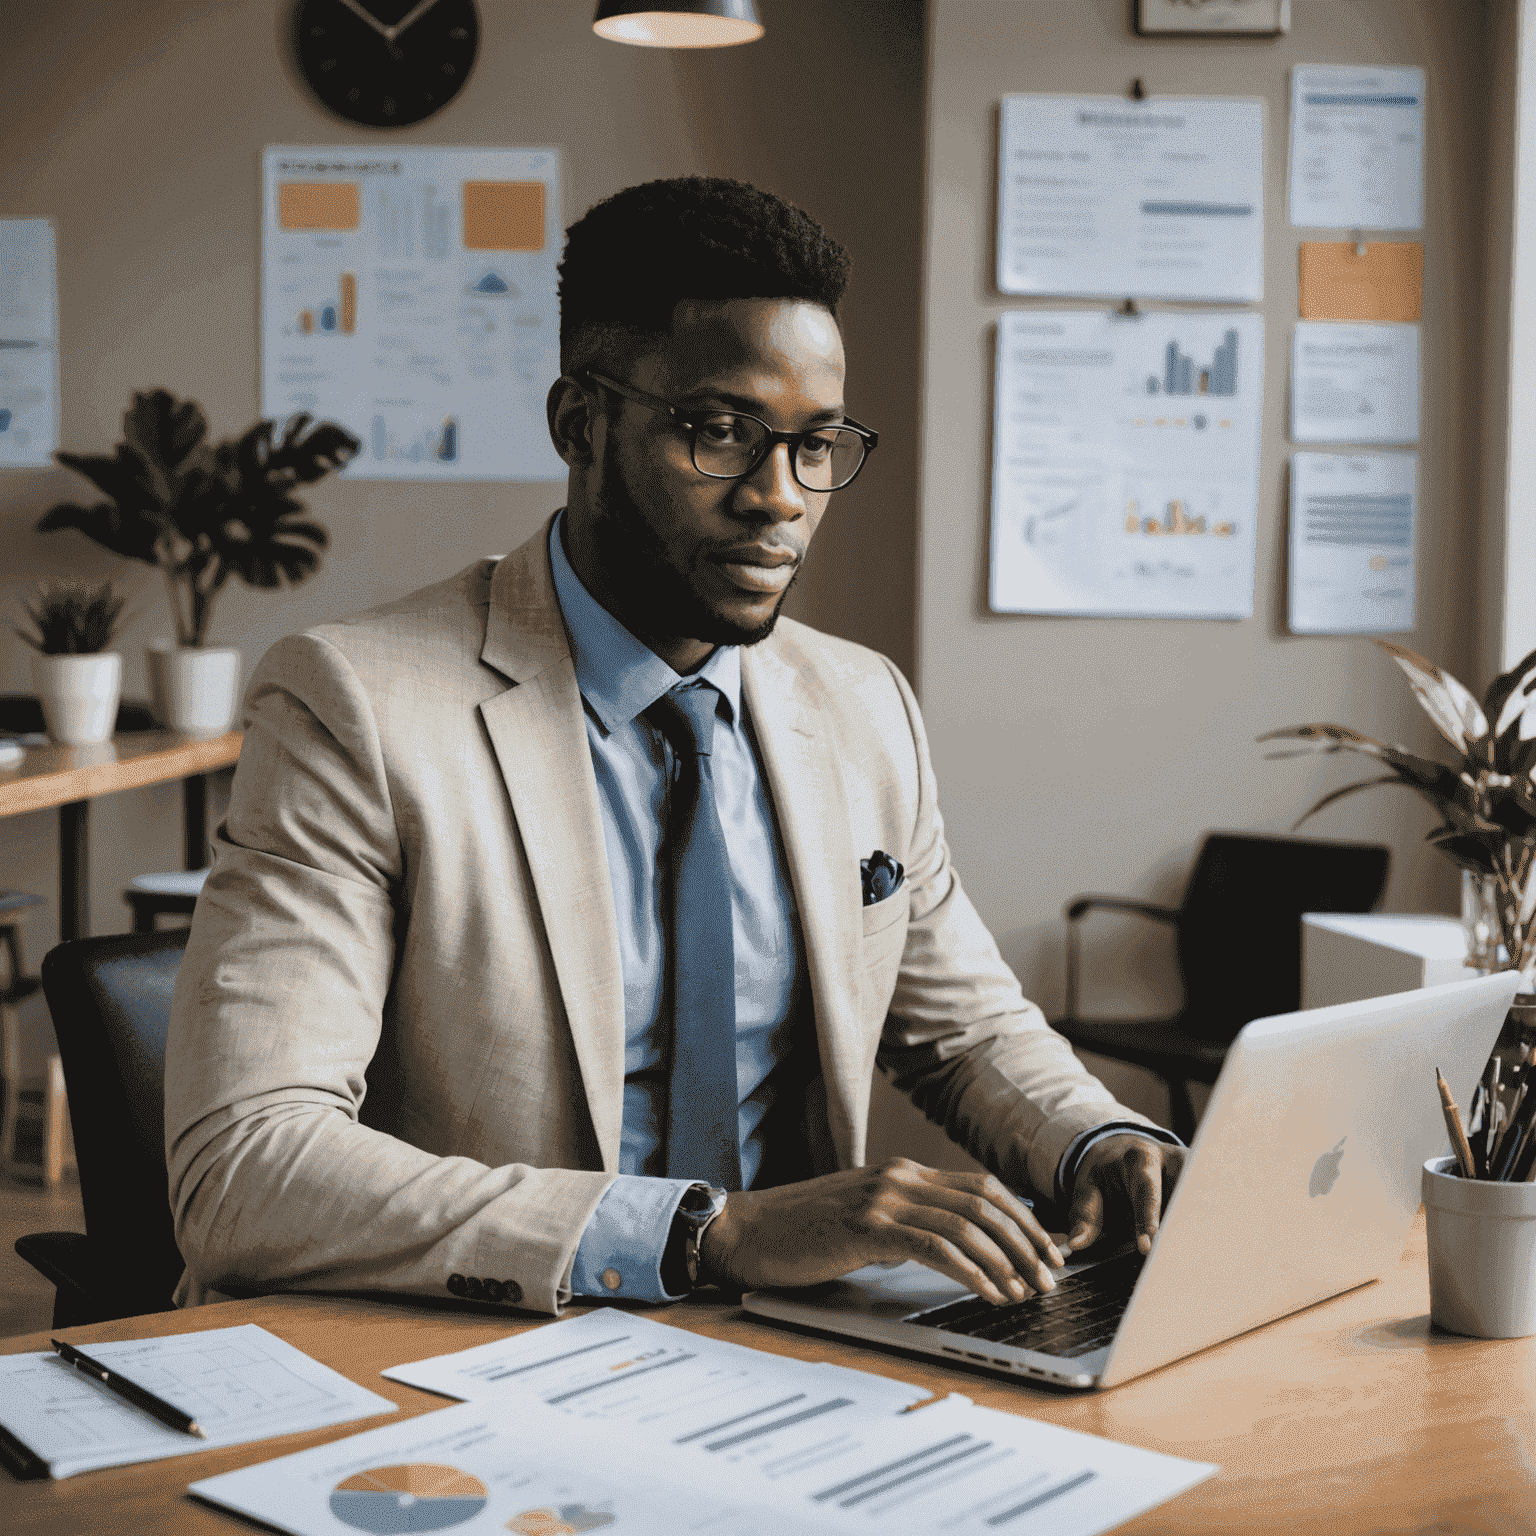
[{"x1": 548, "y1": 512, "x2": 741, "y2": 735}]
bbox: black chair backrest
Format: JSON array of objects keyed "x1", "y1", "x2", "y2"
[
  {"x1": 40, "y1": 930, "x2": 189, "y2": 1312},
  {"x1": 1175, "y1": 833, "x2": 1390, "y2": 1041}
]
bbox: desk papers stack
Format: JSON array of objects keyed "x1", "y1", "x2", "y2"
[{"x1": 190, "y1": 1310, "x2": 1214, "y2": 1535}]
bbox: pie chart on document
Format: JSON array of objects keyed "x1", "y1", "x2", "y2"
[{"x1": 329, "y1": 1463, "x2": 488, "y2": 1532}]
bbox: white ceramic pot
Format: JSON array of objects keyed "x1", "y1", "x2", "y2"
[
  {"x1": 31, "y1": 650, "x2": 122, "y2": 746},
  {"x1": 147, "y1": 643, "x2": 242, "y2": 736}
]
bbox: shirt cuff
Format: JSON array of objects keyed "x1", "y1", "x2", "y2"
[
  {"x1": 571, "y1": 1175, "x2": 698, "y2": 1303},
  {"x1": 1055, "y1": 1122, "x2": 1186, "y2": 1207}
]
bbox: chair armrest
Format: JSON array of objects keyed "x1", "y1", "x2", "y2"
[
  {"x1": 1064, "y1": 895, "x2": 1179, "y2": 924},
  {"x1": 15, "y1": 1231, "x2": 178, "y2": 1328}
]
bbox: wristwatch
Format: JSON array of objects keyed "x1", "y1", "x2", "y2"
[{"x1": 661, "y1": 1183, "x2": 728, "y2": 1295}]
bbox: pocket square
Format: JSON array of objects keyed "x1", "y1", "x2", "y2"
[{"x1": 860, "y1": 850, "x2": 904, "y2": 906}]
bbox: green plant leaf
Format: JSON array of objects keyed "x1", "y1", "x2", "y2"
[
  {"x1": 1376, "y1": 639, "x2": 1490, "y2": 755},
  {"x1": 121, "y1": 388, "x2": 209, "y2": 508},
  {"x1": 1484, "y1": 643, "x2": 1536, "y2": 736},
  {"x1": 1425, "y1": 829, "x2": 1499, "y2": 875},
  {"x1": 35, "y1": 498, "x2": 162, "y2": 564},
  {"x1": 1289, "y1": 774, "x2": 1407, "y2": 829}
]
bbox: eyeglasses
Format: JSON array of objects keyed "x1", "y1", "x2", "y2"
[{"x1": 579, "y1": 370, "x2": 878, "y2": 493}]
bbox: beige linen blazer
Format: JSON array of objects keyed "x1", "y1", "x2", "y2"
[{"x1": 165, "y1": 519, "x2": 1156, "y2": 1313}]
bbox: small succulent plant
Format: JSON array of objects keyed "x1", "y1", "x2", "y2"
[{"x1": 15, "y1": 579, "x2": 128, "y2": 656}]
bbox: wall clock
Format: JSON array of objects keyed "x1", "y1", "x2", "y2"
[{"x1": 293, "y1": 0, "x2": 480, "y2": 128}]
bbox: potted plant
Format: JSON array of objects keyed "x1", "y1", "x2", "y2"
[
  {"x1": 36, "y1": 389, "x2": 359, "y2": 735},
  {"x1": 14, "y1": 579, "x2": 128, "y2": 746},
  {"x1": 1262, "y1": 639, "x2": 1536, "y2": 982}
]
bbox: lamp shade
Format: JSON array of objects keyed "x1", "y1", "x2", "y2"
[{"x1": 593, "y1": 0, "x2": 764, "y2": 48}]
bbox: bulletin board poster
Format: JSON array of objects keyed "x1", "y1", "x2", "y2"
[
  {"x1": 0, "y1": 218, "x2": 60, "y2": 469},
  {"x1": 990, "y1": 310, "x2": 1264, "y2": 619},
  {"x1": 261, "y1": 146, "x2": 565, "y2": 481}
]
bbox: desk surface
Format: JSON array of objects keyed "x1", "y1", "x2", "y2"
[
  {"x1": 6, "y1": 1211, "x2": 1528, "y2": 1533},
  {"x1": 0, "y1": 731, "x2": 242, "y2": 819}
]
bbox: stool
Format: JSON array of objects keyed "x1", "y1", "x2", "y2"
[
  {"x1": 124, "y1": 868, "x2": 209, "y2": 932},
  {"x1": 0, "y1": 890, "x2": 68, "y2": 1186}
]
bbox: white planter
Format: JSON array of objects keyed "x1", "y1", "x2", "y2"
[
  {"x1": 31, "y1": 650, "x2": 122, "y2": 746},
  {"x1": 147, "y1": 643, "x2": 242, "y2": 736}
]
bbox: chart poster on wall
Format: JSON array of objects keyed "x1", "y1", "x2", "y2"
[
  {"x1": 1289, "y1": 65, "x2": 1425, "y2": 230},
  {"x1": 1288, "y1": 451, "x2": 1417, "y2": 635},
  {"x1": 0, "y1": 218, "x2": 60, "y2": 469},
  {"x1": 997, "y1": 95, "x2": 1265, "y2": 301},
  {"x1": 1291, "y1": 322, "x2": 1419, "y2": 444},
  {"x1": 261, "y1": 146, "x2": 564, "y2": 481},
  {"x1": 990, "y1": 311, "x2": 1263, "y2": 619}
]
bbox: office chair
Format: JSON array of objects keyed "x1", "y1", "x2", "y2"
[
  {"x1": 1051, "y1": 832, "x2": 1391, "y2": 1143},
  {"x1": 15, "y1": 930, "x2": 190, "y2": 1327}
]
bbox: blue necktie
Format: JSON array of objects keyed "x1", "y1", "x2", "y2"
[{"x1": 646, "y1": 682, "x2": 742, "y2": 1191}]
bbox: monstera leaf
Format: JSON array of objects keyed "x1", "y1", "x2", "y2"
[{"x1": 38, "y1": 388, "x2": 358, "y2": 645}]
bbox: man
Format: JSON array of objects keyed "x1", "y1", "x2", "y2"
[{"x1": 165, "y1": 178, "x2": 1182, "y2": 1316}]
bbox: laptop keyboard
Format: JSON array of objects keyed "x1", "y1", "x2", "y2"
[{"x1": 905, "y1": 1250, "x2": 1145, "y2": 1359}]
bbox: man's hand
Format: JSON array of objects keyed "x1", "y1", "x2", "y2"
[
  {"x1": 1065, "y1": 1136, "x2": 1185, "y2": 1257},
  {"x1": 698, "y1": 1158, "x2": 1065, "y2": 1305}
]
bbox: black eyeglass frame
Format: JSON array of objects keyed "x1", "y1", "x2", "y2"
[{"x1": 578, "y1": 369, "x2": 879, "y2": 492}]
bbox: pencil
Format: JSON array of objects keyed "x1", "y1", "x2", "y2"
[{"x1": 1437, "y1": 1068, "x2": 1477, "y2": 1179}]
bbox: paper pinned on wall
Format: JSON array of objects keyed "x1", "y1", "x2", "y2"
[
  {"x1": 1298, "y1": 242, "x2": 1423, "y2": 322},
  {"x1": 0, "y1": 218, "x2": 60, "y2": 469},
  {"x1": 1288, "y1": 451, "x2": 1417, "y2": 635},
  {"x1": 1291, "y1": 322, "x2": 1419, "y2": 445},
  {"x1": 990, "y1": 310, "x2": 1263, "y2": 620},
  {"x1": 261, "y1": 145, "x2": 566, "y2": 482},
  {"x1": 1289, "y1": 64, "x2": 1425, "y2": 230},
  {"x1": 997, "y1": 94, "x2": 1265, "y2": 301}
]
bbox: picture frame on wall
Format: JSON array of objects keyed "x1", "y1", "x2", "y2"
[{"x1": 1134, "y1": 0, "x2": 1290, "y2": 36}]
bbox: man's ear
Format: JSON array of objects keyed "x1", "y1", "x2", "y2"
[{"x1": 547, "y1": 375, "x2": 597, "y2": 468}]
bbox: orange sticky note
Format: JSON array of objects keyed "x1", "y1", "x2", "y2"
[
  {"x1": 462, "y1": 181, "x2": 545, "y2": 252},
  {"x1": 1299, "y1": 241, "x2": 1423, "y2": 322},
  {"x1": 277, "y1": 182, "x2": 360, "y2": 232}
]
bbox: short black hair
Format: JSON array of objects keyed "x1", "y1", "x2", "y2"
[{"x1": 557, "y1": 176, "x2": 851, "y2": 376}]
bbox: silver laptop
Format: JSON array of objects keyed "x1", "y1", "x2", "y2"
[{"x1": 744, "y1": 972, "x2": 1520, "y2": 1390}]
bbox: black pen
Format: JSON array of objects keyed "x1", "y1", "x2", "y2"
[{"x1": 50, "y1": 1339, "x2": 206, "y2": 1438}]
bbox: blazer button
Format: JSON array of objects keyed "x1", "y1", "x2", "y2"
[
  {"x1": 600, "y1": 1268, "x2": 622, "y2": 1291},
  {"x1": 502, "y1": 1280, "x2": 523, "y2": 1305},
  {"x1": 482, "y1": 1279, "x2": 505, "y2": 1303},
  {"x1": 464, "y1": 1276, "x2": 486, "y2": 1301},
  {"x1": 446, "y1": 1273, "x2": 469, "y2": 1297}
]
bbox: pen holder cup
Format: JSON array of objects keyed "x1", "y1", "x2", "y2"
[{"x1": 1423, "y1": 1155, "x2": 1536, "y2": 1338}]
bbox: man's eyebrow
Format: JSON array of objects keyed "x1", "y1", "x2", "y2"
[{"x1": 679, "y1": 388, "x2": 846, "y2": 422}]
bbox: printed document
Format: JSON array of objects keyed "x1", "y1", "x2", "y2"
[
  {"x1": 1291, "y1": 322, "x2": 1419, "y2": 444},
  {"x1": 0, "y1": 1324, "x2": 396, "y2": 1479},
  {"x1": 998, "y1": 95, "x2": 1264, "y2": 301},
  {"x1": 1289, "y1": 65, "x2": 1425, "y2": 230},
  {"x1": 192, "y1": 1316, "x2": 1215, "y2": 1536},
  {"x1": 262, "y1": 145, "x2": 565, "y2": 481},
  {"x1": 990, "y1": 310, "x2": 1263, "y2": 618},
  {"x1": 1289, "y1": 451, "x2": 1417, "y2": 634},
  {"x1": 0, "y1": 218, "x2": 59, "y2": 468}
]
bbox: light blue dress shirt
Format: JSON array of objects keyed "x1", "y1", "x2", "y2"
[
  {"x1": 549, "y1": 517, "x2": 1178, "y2": 1302},
  {"x1": 551, "y1": 518, "x2": 808, "y2": 1301}
]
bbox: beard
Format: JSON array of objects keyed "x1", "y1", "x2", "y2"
[{"x1": 588, "y1": 435, "x2": 796, "y2": 650}]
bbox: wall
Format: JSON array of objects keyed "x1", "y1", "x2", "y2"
[
  {"x1": 0, "y1": 0, "x2": 924, "y2": 959},
  {"x1": 882, "y1": 0, "x2": 1502, "y2": 1156}
]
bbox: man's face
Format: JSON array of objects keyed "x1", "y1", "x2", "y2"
[{"x1": 582, "y1": 297, "x2": 846, "y2": 658}]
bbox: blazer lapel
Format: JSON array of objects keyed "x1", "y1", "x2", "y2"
[
  {"x1": 479, "y1": 527, "x2": 627, "y2": 1170},
  {"x1": 742, "y1": 642, "x2": 866, "y2": 1168}
]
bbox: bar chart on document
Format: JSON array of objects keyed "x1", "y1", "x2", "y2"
[
  {"x1": 990, "y1": 310, "x2": 1263, "y2": 617},
  {"x1": 261, "y1": 146, "x2": 565, "y2": 481}
]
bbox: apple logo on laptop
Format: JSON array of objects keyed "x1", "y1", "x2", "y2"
[{"x1": 1310, "y1": 1136, "x2": 1347, "y2": 1197}]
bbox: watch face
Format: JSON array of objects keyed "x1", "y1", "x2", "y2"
[{"x1": 294, "y1": 0, "x2": 479, "y2": 129}]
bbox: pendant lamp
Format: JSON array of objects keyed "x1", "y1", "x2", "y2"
[{"x1": 593, "y1": 0, "x2": 764, "y2": 48}]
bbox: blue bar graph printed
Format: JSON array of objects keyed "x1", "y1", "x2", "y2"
[{"x1": 1146, "y1": 329, "x2": 1238, "y2": 398}]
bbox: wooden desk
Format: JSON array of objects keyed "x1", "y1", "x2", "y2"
[
  {"x1": 0, "y1": 732, "x2": 241, "y2": 941},
  {"x1": 5, "y1": 1212, "x2": 1529, "y2": 1532}
]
